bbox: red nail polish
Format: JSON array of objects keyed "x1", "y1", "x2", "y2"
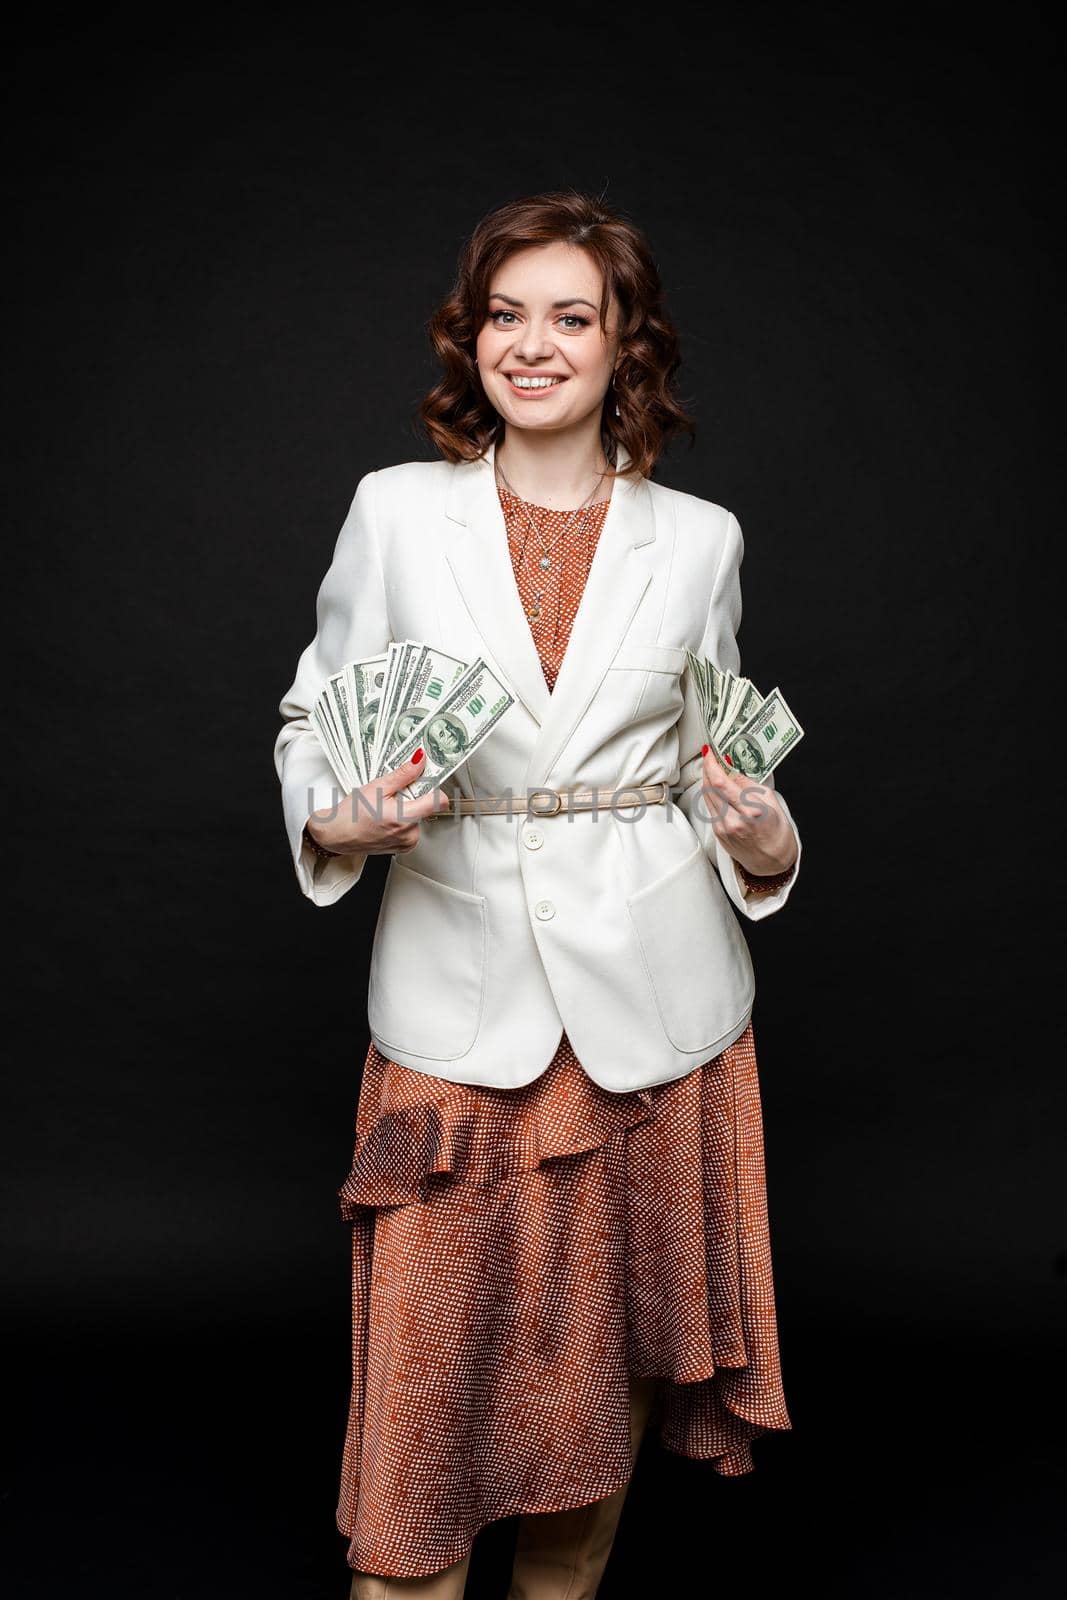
[
  {"x1": 413, "y1": 747, "x2": 424, "y2": 763},
  {"x1": 702, "y1": 743, "x2": 709, "y2": 755},
  {"x1": 724, "y1": 754, "x2": 733, "y2": 766}
]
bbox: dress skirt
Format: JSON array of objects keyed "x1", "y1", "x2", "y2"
[{"x1": 334, "y1": 1022, "x2": 793, "y2": 1579}]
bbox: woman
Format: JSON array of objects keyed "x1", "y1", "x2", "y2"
[{"x1": 274, "y1": 189, "x2": 801, "y2": 1599}]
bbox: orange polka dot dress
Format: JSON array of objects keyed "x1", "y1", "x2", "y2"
[{"x1": 334, "y1": 479, "x2": 793, "y2": 1579}]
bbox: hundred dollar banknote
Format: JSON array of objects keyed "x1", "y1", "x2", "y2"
[
  {"x1": 343, "y1": 653, "x2": 391, "y2": 786},
  {"x1": 311, "y1": 642, "x2": 514, "y2": 794},
  {"x1": 369, "y1": 642, "x2": 471, "y2": 780},
  {"x1": 685, "y1": 649, "x2": 804, "y2": 781},
  {"x1": 384, "y1": 657, "x2": 516, "y2": 800}
]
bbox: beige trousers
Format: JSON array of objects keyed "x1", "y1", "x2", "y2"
[{"x1": 350, "y1": 1373, "x2": 658, "y2": 1600}]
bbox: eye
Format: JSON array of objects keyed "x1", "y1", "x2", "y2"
[{"x1": 486, "y1": 309, "x2": 592, "y2": 330}]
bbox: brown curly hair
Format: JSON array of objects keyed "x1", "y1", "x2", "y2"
[{"x1": 417, "y1": 188, "x2": 696, "y2": 481}]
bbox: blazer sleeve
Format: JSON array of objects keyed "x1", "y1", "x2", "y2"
[
  {"x1": 672, "y1": 509, "x2": 802, "y2": 921},
  {"x1": 273, "y1": 471, "x2": 391, "y2": 907}
]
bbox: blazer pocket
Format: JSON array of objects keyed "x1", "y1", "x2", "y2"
[
  {"x1": 609, "y1": 642, "x2": 687, "y2": 675},
  {"x1": 368, "y1": 860, "x2": 488, "y2": 1061},
  {"x1": 626, "y1": 841, "x2": 754, "y2": 1053}
]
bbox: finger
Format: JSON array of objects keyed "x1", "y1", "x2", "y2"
[
  {"x1": 701, "y1": 740, "x2": 734, "y2": 778},
  {"x1": 701, "y1": 743, "x2": 749, "y2": 810},
  {"x1": 375, "y1": 748, "x2": 428, "y2": 795},
  {"x1": 395, "y1": 783, "x2": 452, "y2": 821},
  {"x1": 415, "y1": 784, "x2": 453, "y2": 819}
]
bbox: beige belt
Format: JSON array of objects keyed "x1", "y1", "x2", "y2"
[{"x1": 424, "y1": 780, "x2": 672, "y2": 818}]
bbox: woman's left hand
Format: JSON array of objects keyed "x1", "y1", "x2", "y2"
[{"x1": 697, "y1": 743, "x2": 798, "y2": 877}]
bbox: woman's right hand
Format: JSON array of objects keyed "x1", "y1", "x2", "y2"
[{"x1": 306, "y1": 748, "x2": 451, "y2": 858}]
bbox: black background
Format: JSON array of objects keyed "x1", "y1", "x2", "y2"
[{"x1": 5, "y1": 3, "x2": 1063, "y2": 1596}]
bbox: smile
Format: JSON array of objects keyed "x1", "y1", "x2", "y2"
[{"x1": 506, "y1": 374, "x2": 567, "y2": 390}]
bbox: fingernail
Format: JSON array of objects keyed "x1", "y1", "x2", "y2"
[
  {"x1": 724, "y1": 754, "x2": 733, "y2": 766},
  {"x1": 702, "y1": 743, "x2": 709, "y2": 755},
  {"x1": 413, "y1": 747, "x2": 424, "y2": 763}
]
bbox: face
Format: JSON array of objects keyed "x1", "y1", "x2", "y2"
[
  {"x1": 734, "y1": 737, "x2": 764, "y2": 775},
  {"x1": 475, "y1": 241, "x2": 621, "y2": 436}
]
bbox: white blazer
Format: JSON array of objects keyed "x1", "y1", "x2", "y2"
[{"x1": 274, "y1": 441, "x2": 802, "y2": 1093}]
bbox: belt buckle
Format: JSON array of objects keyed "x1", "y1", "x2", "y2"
[{"x1": 527, "y1": 787, "x2": 563, "y2": 818}]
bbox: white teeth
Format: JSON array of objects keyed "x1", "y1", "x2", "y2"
[{"x1": 508, "y1": 375, "x2": 563, "y2": 388}]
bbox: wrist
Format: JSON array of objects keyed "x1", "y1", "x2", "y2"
[
  {"x1": 303, "y1": 820, "x2": 342, "y2": 860},
  {"x1": 736, "y1": 855, "x2": 797, "y2": 894}
]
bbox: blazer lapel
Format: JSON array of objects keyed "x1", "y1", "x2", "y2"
[
  {"x1": 444, "y1": 440, "x2": 552, "y2": 729},
  {"x1": 444, "y1": 438, "x2": 656, "y2": 784}
]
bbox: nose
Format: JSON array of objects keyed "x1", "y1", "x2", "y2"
[{"x1": 512, "y1": 319, "x2": 553, "y2": 362}]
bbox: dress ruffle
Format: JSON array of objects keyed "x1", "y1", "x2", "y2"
[
  {"x1": 335, "y1": 1025, "x2": 793, "y2": 1579},
  {"x1": 338, "y1": 1038, "x2": 655, "y2": 1213}
]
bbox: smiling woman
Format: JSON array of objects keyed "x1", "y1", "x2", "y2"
[
  {"x1": 420, "y1": 189, "x2": 696, "y2": 488},
  {"x1": 276, "y1": 186, "x2": 802, "y2": 1600},
  {"x1": 477, "y1": 251, "x2": 619, "y2": 456}
]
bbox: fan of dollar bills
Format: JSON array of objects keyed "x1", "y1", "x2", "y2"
[
  {"x1": 686, "y1": 651, "x2": 804, "y2": 780},
  {"x1": 311, "y1": 641, "x2": 516, "y2": 802}
]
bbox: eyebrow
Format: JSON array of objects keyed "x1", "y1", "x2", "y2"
[{"x1": 488, "y1": 293, "x2": 599, "y2": 311}]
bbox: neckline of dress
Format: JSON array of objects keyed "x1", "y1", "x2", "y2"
[{"x1": 495, "y1": 482, "x2": 613, "y2": 516}]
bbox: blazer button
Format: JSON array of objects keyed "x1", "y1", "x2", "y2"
[
  {"x1": 524, "y1": 828, "x2": 544, "y2": 850},
  {"x1": 534, "y1": 899, "x2": 555, "y2": 920}
]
